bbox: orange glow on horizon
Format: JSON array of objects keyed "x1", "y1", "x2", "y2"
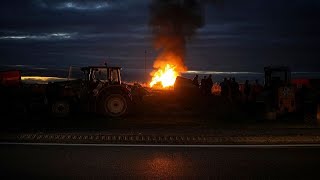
[{"x1": 21, "y1": 76, "x2": 67, "y2": 84}]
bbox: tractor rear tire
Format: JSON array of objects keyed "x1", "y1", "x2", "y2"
[{"x1": 99, "y1": 94, "x2": 128, "y2": 118}]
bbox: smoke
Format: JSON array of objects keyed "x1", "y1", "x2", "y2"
[{"x1": 149, "y1": 0, "x2": 205, "y2": 71}]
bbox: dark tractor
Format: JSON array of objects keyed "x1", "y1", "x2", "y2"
[
  {"x1": 263, "y1": 66, "x2": 294, "y2": 116},
  {"x1": 257, "y1": 66, "x2": 320, "y2": 123},
  {"x1": 47, "y1": 66, "x2": 132, "y2": 118}
]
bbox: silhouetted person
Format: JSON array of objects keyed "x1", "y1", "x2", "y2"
[
  {"x1": 206, "y1": 75, "x2": 213, "y2": 95},
  {"x1": 227, "y1": 78, "x2": 233, "y2": 101},
  {"x1": 201, "y1": 76, "x2": 207, "y2": 95},
  {"x1": 244, "y1": 80, "x2": 251, "y2": 103},
  {"x1": 220, "y1": 78, "x2": 228, "y2": 97},
  {"x1": 252, "y1": 79, "x2": 263, "y2": 101},
  {"x1": 192, "y1": 75, "x2": 199, "y2": 87},
  {"x1": 230, "y1": 77, "x2": 240, "y2": 101}
]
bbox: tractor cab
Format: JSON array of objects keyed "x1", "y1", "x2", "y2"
[
  {"x1": 264, "y1": 66, "x2": 291, "y2": 89},
  {"x1": 81, "y1": 66, "x2": 122, "y2": 85}
]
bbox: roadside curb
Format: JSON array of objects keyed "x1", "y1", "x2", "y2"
[{"x1": 1, "y1": 132, "x2": 320, "y2": 145}]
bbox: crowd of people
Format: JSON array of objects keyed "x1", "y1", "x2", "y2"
[
  {"x1": 192, "y1": 74, "x2": 264, "y2": 102},
  {"x1": 220, "y1": 77, "x2": 240, "y2": 101},
  {"x1": 192, "y1": 74, "x2": 213, "y2": 95}
]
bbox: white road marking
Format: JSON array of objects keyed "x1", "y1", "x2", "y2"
[{"x1": 1, "y1": 142, "x2": 320, "y2": 148}]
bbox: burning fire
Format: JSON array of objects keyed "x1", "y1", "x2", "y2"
[
  {"x1": 149, "y1": 64, "x2": 179, "y2": 88},
  {"x1": 149, "y1": 52, "x2": 187, "y2": 89}
]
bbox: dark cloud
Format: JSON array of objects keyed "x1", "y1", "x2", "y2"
[{"x1": 0, "y1": 0, "x2": 319, "y2": 72}]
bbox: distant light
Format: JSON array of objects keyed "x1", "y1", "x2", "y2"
[
  {"x1": 185, "y1": 70, "x2": 263, "y2": 75},
  {"x1": 65, "y1": 2, "x2": 73, "y2": 8},
  {"x1": 57, "y1": 1, "x2": 110, "y2": 11},
  {"x1": 0, "y1": 32, "x2": 76, "y2": 41},
  {"x1": 0, "y1": 36, "x2": 27, "y2": 39}
]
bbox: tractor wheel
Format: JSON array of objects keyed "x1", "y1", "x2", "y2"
[
  {"x1": 304, "y1": 111, "x2": 316, "y2": 125},
  {"x1": 303, "y1": 103, "x2": 317, "y2": 125},
  {"x1": 265, "y1": 111, "x2": 277, "y2": 121},
  {"x1": 51, "y1": 100, "x2": 70, "y2": 118},
  {"x1": 99, "y1": 94, "x2": 128, "y2": 118}
]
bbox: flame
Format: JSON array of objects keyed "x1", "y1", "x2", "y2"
[
  {"x1": 149, "y1": 64, "x2": 179, "y2": 88},
  {"x1": 149, "y1": 52, "x2": 186, "y2": 89}
]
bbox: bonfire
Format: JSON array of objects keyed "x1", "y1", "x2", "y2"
[{"x1": 149, "y1": 64, "x2": 179, "y2": 88}]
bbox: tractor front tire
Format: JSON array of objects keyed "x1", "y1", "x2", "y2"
[
  {"x1": 99, "y1": 94, "x2": 128, "y2": 118},
  {"x1": 303, "y1": 103, "x2": 317, "y2": 125},
  {"x1": 51, "y1": 100, "x2": 70, "y2": 118}
]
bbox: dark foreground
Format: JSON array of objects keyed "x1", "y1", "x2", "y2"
[
  {"x1": 1, "y1": 143, "x2": 320, "y2": 179},
  {"x1": 1, "y1": 98, "x2": 319, "y2": 178}
]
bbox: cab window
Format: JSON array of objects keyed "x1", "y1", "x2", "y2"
[
  {"x1": 92, "y1": 68, "x2": 108, "y2": 82},
  {"x1": 109, "y1": 69, "x2": 119, "y2": 83}
]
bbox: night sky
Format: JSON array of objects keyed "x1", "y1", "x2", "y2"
[{"x1": 0, "y1": 0, "x2": 320, "y2": 72}]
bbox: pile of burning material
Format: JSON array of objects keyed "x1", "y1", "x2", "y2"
[
  {"x1": 149, "y1": 61, "x2": 183, "y2": 89},
  {"x1": 149, "y1": 64, "x2": 180, "y2": 89},
  {"x1": 174, "y1": 76, "x2": 200, "y2": 95}
]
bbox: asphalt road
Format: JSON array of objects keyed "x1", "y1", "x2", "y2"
[
  {"x1": 1, "y1": 143, "x2": 320, "y2": 179},
  {"x1": 2, "y1": 113, "x2": 207, "y2": 132}
]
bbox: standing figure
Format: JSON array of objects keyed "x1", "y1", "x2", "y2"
[
  {"x1": 231, "y1": 77, "x2": 240, "y2": 101},
  {"x1": 206, "y1": 75, "x2": 213, "y2": 95},
  {"x1": 201, "y1": 76, "x2": 207, "y2": 95},
  {"x1": 220, "y1": 78, "x2": 228, "y2": 97},
  {"x1": 244, "y1": 80, "x2": 251, "y2": 103},
  {"x1": 192, "y1": 75, "x2": 199, "y2": 87},
  {"x1": 252, "y1": 79, "x2": 263, "y2": 101}
]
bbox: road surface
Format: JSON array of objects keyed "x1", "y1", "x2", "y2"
[{"x1": 1, "y1": 143, "x2": 319, "y2": 179}]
